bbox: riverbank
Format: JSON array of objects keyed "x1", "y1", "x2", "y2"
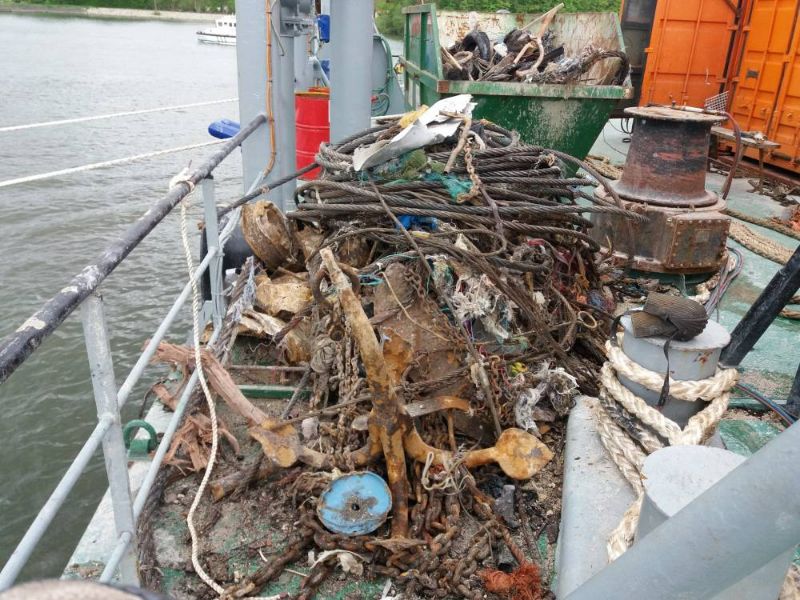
[{"x1": 0, "y1": 2, "x2": 219, "y2": 21}]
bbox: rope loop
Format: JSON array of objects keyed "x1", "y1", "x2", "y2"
[
  {"x1": 594, "y1": 330, "x2": 738, "y2": 561},
  {"x1": 169, "y1": 167, "x2": 197, "y2": 195},
  {"x1": 605, "y1": 339, "x2": 738, "y2": 402}
]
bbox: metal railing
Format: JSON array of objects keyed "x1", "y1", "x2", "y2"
[{"x1": 0, "y1": 112, "x2": 267, "y2": 590}]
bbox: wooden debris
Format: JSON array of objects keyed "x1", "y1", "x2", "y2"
[
  {"x1": 164, "y1": 413, "x2": 239, "y2": 472},
  {"x1": 291, "y1": 223, "x2": 324, "y2": 261},
  {"x1": 238, "y1": 309, "x2": 311, "y2": 363},
  {"x1": 209, "y1": 455, "x2": 277, "y2": 501},
  {"x1": 151, "y1": 341, "x2": 270, "y2": 425},
  {"x1": 319, "y1": 247, "x2": 412, "y2": 538},
  {"x1": 254, "y1": 272, "x2": 312, "y2": 317}
]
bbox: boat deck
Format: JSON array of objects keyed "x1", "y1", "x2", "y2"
[{"x1": 64, "y1": 121, "x2": 800, "y2": 599}]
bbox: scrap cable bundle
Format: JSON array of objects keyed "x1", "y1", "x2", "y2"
[{"x1": 287, "y1": 112, "x2": 645, "y2": 395}]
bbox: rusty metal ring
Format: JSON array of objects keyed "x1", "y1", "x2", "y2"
[
  {"x1": 577, "y1": 310, "x2": 598, "y2": 330},
  {"x1": 310, "y1": 263, "x2": 361, "y2": 307}
]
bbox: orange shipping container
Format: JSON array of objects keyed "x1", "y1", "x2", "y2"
[
  {"x1": 729, "y1": 0, "x2": 800, "y2": 172},
  {"x1": 640, "y1": 0, "x2": 740, "y2": 108}
]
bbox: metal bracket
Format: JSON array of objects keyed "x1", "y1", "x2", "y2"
[{"x1": 279, "y1": 0, "x2": 315, "y2": 36}]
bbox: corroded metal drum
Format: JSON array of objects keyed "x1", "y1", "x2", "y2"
[
  {"x1": 591, "y1": 106, "x2": 730, "y2": 274},
  {"x1": 614, "y1": 106, "x2": 723, "y2": 207}
]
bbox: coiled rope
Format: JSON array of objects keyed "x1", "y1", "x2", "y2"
[
  {"x1": 725, "y1": 207, "x2": 800, "y2": 243},
  {"x1": 595, "y1": 336, "x2": 737, "y2": 560}
]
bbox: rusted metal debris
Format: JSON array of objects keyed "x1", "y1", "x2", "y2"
[
  {"x1": 149, "y1": 112, "x2": 646, "y2": 598},
  {"x1": 441, "y1": 5, "x2": 629, "y2": 85},
  {"x1": 591, "y1": 106, "x2": 730, "y2": 275}
]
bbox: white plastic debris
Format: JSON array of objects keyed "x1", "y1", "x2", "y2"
[
  {"x1": 308, "y1": 549, "x2": 367, "y2": 577},
  {"x1": 515, "y1": 385, "x2": 546, "y2": 435},
  {"x1": 301, "y1": 416, "x2": 319, "y2": 441},
  {"x1": 494, "y1": 42, "x2": 508, "y2": 57},
  {"x1": 353, "y1": 95, "x2": 476, "y2": 171},
  {"x1": 515, "y1": 362, "x2": 580, "y2": 432},
  {"x1": 451, "y1": 273, "x2": 514, "y2": 341}
]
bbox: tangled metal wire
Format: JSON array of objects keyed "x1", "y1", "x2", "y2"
[{"x1": 287, "y1": 117, "x2": 642, "y2": 395}]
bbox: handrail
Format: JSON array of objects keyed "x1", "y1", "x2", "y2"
[
  {"x1": 0, "y1": 112, "x2": 266, "y2": 386},
  {"x1": 103, "y1": 323, "x2": 226, "y2": 582},
  {"x1": 0, "y1": 416, "x2": 114, "y2": 590},
  {"x1": 0, "y1": 118, "x2": 267, "y2": 588}
]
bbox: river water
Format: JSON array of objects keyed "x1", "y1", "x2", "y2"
[{"x1": 0, "y1": 13, "x2": 242, "y2": 580}]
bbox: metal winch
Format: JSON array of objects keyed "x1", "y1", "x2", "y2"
[{"x1": 591, "y1": 106, "x2": 730, "y2": 274}]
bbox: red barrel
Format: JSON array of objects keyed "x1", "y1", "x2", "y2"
[{"x1": 295, "y1": 87, "x2": 330, "y2": 180}]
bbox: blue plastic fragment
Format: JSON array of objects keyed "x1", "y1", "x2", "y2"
[
  {"x1": 208, "y1": 118, "x2": 241, "y2": 140},
  {"x1": 317, "y1": 471, "x2": 392, "y2": 536},
  {"x1": 317, "y1": 14, "x2": 330, "y2": 43},
  {"x1": 397, "y1": 214, "x2": 438, "y2": 231}
]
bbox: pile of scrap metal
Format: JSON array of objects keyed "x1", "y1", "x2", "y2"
[
  {"x1": 441, "y1": 4, "x2": 629, "y2": 85},
  {"x1": 147, "y1": 96, "x2": 644, "y2": 599}
]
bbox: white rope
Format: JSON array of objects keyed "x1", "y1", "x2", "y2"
[
  {"x1": 0, "y1": 140, "x2": 224, "y2": 189},
  {"x1": 173, "y1": 170, "x2": 225, "y2": 597},
  {"x1": 606, "y1": 341, "x2": 738, "y2": 401},
  {"x1": 593, "y1": 397, "x2": 646, "y2": 493},
  {"x1": 594, "y1": 334, "x2": 738, "y2": 561},
  {"x1": 607, "y1": 494, "x2": 643, "y2": 561},
  {"x1": 0, "y1": 98, "x2": 237, "y2": 133}
]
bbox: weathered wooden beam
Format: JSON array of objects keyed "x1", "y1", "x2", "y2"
[{"x1": 151, "y1": 341, "x2": 269, "y2": 426}]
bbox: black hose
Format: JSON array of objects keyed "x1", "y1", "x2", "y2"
[
  {"x1": 218, "y1": 162, "x2": 318, "y2": 217},
  {"x1": 735, "y1": 383, "x2": 796, "y2": 426}
]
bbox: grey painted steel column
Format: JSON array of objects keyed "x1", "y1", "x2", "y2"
[
  {"x1": 80, "y1": 294, "x2": 138, "y2": 585},
  {"x1": 201, "y1": 177, "x2": 224, "y2": 328},
  {"x1": 272, "y1": 15, "x2": 297, "y2": 212},
  {"x1": 236, "y1": 0, "x2": 296, "y2": 211},
  {"x1": 566, "y1": 421, "x2": 800, "y2": 600},
  {"x1": 330, "y1": 0, "x2": 374, "y2": 142}
]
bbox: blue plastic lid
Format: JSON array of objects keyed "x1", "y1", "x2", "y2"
[{"x1": 317, "y1": 471, "x2": 392, "y2": 536}]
